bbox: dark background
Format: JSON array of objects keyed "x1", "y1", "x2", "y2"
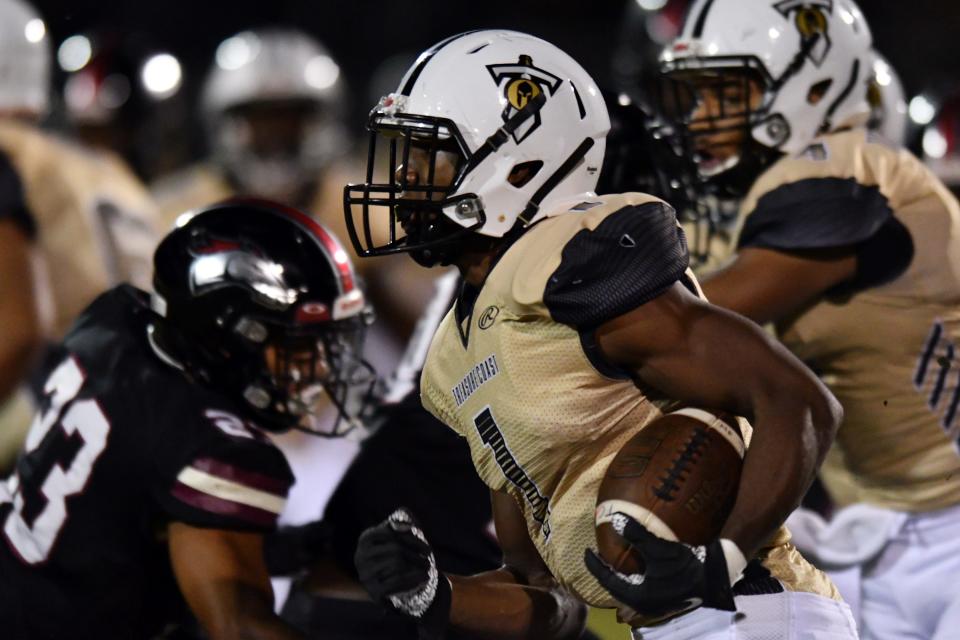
[
  {"x1": 33, "y1": 0, "x2": 959, "y2": 93},
  {"x1": 31, "y1": 0, "x2": 960, "y2": 175}
]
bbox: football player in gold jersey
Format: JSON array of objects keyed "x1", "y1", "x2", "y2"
[
  {"x1": 0, "y1": 0, "x2": 158, "y2": 468},
  {"x1": 659, "y1": 0, "x2": 960, "y2": 638},
  {"x1": 344, "y1": 30, "x2": 855, "y2": 640}
]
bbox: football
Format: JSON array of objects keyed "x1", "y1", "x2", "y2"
[{"x1": 595, "y1": 408, "x2": 746, "y2": 574}]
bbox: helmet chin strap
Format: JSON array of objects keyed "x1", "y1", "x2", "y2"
[{"x1": 516, "y1": 136, "x2": 595, "y2": 228}]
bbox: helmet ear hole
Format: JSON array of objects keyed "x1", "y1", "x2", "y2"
[
  {"x1": 507, "y1": 160, "x2": 544, "y2": 188},
  {"x1": 807, "y1": 79, "x2": 833, "y2": 105}
]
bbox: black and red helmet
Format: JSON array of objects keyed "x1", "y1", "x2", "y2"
[{"x1": 151, "y1": 198, "x2": 375, "y2": 435}]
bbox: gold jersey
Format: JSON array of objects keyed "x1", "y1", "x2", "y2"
[
  {"x1": 420, "y1": 193, "x2": 837, "y2": 624},
  {"x1": 0, "y1": 120, "x2": 159, "y2": 338},
  {"x1": 736, "y1": 128, "x2": 960, "y2": 512}
]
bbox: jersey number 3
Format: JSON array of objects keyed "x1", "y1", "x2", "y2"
[{"x1": 1, "y1": 357, "x2": 110, "y2": 564}]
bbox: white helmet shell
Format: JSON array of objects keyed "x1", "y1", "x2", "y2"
[
  {"x1": 202, "y1": 28, "x2": 347, "y2": 194},
  {"x1": 202, "y1": 28, "x2": 343, "y2": 115},
  {"x1": 662, "y1": 0, "x2": 873, "y2": 155},
  {"x1": 393, "y1": 29, "x2": 610, "y2": 237},
  {"x1": 0, "y1": 0, "x2": 50, "y2": 115}
]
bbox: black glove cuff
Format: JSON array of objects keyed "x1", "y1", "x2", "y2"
[{"x1": 417, "y1": 574, "x2": 452, "y2": 640}]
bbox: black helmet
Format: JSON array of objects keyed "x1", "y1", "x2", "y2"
[{"x1": 150, "y1": 198, "x2": 375, "y2": 435}]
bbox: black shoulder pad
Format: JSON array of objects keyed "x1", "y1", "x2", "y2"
[
  {"x1": 739, "y1": 177, "x2": 893, "y2": 252},
  {"x1": 0, "y1": 149, "x2": 35, "y2": 238},
  {"x1": 544, "y1": 201, "x2": 689, "y2": 328}
]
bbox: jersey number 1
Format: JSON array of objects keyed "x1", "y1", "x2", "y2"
[{"x1": 0, "y1": 357, "x2": 110, "y2": 564}]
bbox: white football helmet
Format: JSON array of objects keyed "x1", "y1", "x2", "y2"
[
  {"x1": 202, "y1": 28, "x2": 347, "y2": 199},
  {"x1": 866, "y1": 50, "x2": 908, "y2": 146},
  {"x1": 659, "y1": 0, "x2": 872, "y2": 186},
  {"x1": 0, "y1": 0, "x2": 50, "y2": 115},
  {"x1": 344, "y1": 29, "x2": 610, "y2": 266}
]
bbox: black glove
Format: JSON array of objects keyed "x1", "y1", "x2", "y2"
[
  {"x1": 584, "y1": 511, "x2": 737, "y2": 618},
  {"x1": 355, "y1": 508, "x2": 451, "y2": 640}
]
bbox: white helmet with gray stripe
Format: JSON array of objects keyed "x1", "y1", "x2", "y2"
[
  {"x1": 344, "y1": 30, "x2": 610, "y2": 266},
  {"x1": 660, "y1": 0, "x2": 873, "y2": 158}
]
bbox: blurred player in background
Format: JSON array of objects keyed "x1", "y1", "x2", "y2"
[
  {"x1": 345, "y1": 29, "x2": 848, "y2": 640},
  {"x1": 0, "y1": 0, "x2": 159, "y2": 471},
  {"x1": 151, "y1": 25, "x2": 434, "y2": 350},
  {"x1": 151, "y1": 28, "x2": 349, "y2": 230},
  {"x1": 0, "y1": 199, "x2": 378, "y2": 639},
  {"x1": 658, "y1": 0, "x2": 960, "y2": 637},
  {"x1": 58, "y1": 29, "x2": 180, "y2": 181}
]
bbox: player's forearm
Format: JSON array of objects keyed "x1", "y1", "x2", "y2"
[
  {"x1": 201, "y1": 585, "x2": 305, "y2": 640},
  {"x1": 721, "y1": 381, "x2": 841, "y2": 558},
  {"x1": 447, "y1": 570, "x2": 587, "y2": 640}
]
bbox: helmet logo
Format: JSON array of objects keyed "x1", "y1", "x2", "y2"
[
  {"x1": 295, "y1": 302, "x2": 331, "y2": 324},
  {"x1": 486, "y1": 55, "x2": 562, "y2": 143},
  {"x1": 774, "y1": 0, "x2": 833, "y2": 66}
]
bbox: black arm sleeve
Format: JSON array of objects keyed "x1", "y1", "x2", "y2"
[
  {"x1": 544, "y1": 201, "x2": 689, "y2": 328},
  {"x1": 739, "y1": 177, "x2": 893, "y2": 251},
  {"x1": 739, "y1": 177, "x2": 912, "y2": 290},
  {"x1": 0, "y1": 149, "x2": 35, "y2": 238}
]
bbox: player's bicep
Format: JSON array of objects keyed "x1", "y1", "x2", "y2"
[
  {"x1": 710, "y1": 175, "x2": 910, "y2": 324},
  {"x1": 491, "y1": 490, "x2": 553, "y2": 588},
  {"x1": 168, "y1": 522, "x2": 275, "y2": 635},
  {"x1": 702, "y1": 246, "x2": 856, "y2": 325},
  {"x1": 594, "y1": 283, "x2": 815, "y2": 418}
]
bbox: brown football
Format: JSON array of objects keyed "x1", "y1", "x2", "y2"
[{"x1": 595, "y1": 408, "x2": 745, "y2": 575}]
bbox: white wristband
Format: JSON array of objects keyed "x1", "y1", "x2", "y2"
[{"x1": 719, "y1": 538, "x2": 748, "y2": 586}]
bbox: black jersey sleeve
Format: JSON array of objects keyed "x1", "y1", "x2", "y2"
[
  {"x1": 739, "y1": 177, "x2": 913, "y2": 289},
  {"x1": 152, "y1": 407, "x2": 294, "y2": 533},
  {"x1": 739, "y1": 177, "x2": 893, "y2": 251},
  {"x1": 543, "y1": 201, "x2": 689, "y2": 328},
  {"x1": 0, "y1": 149, "x2": 36, "y2": 238}
]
